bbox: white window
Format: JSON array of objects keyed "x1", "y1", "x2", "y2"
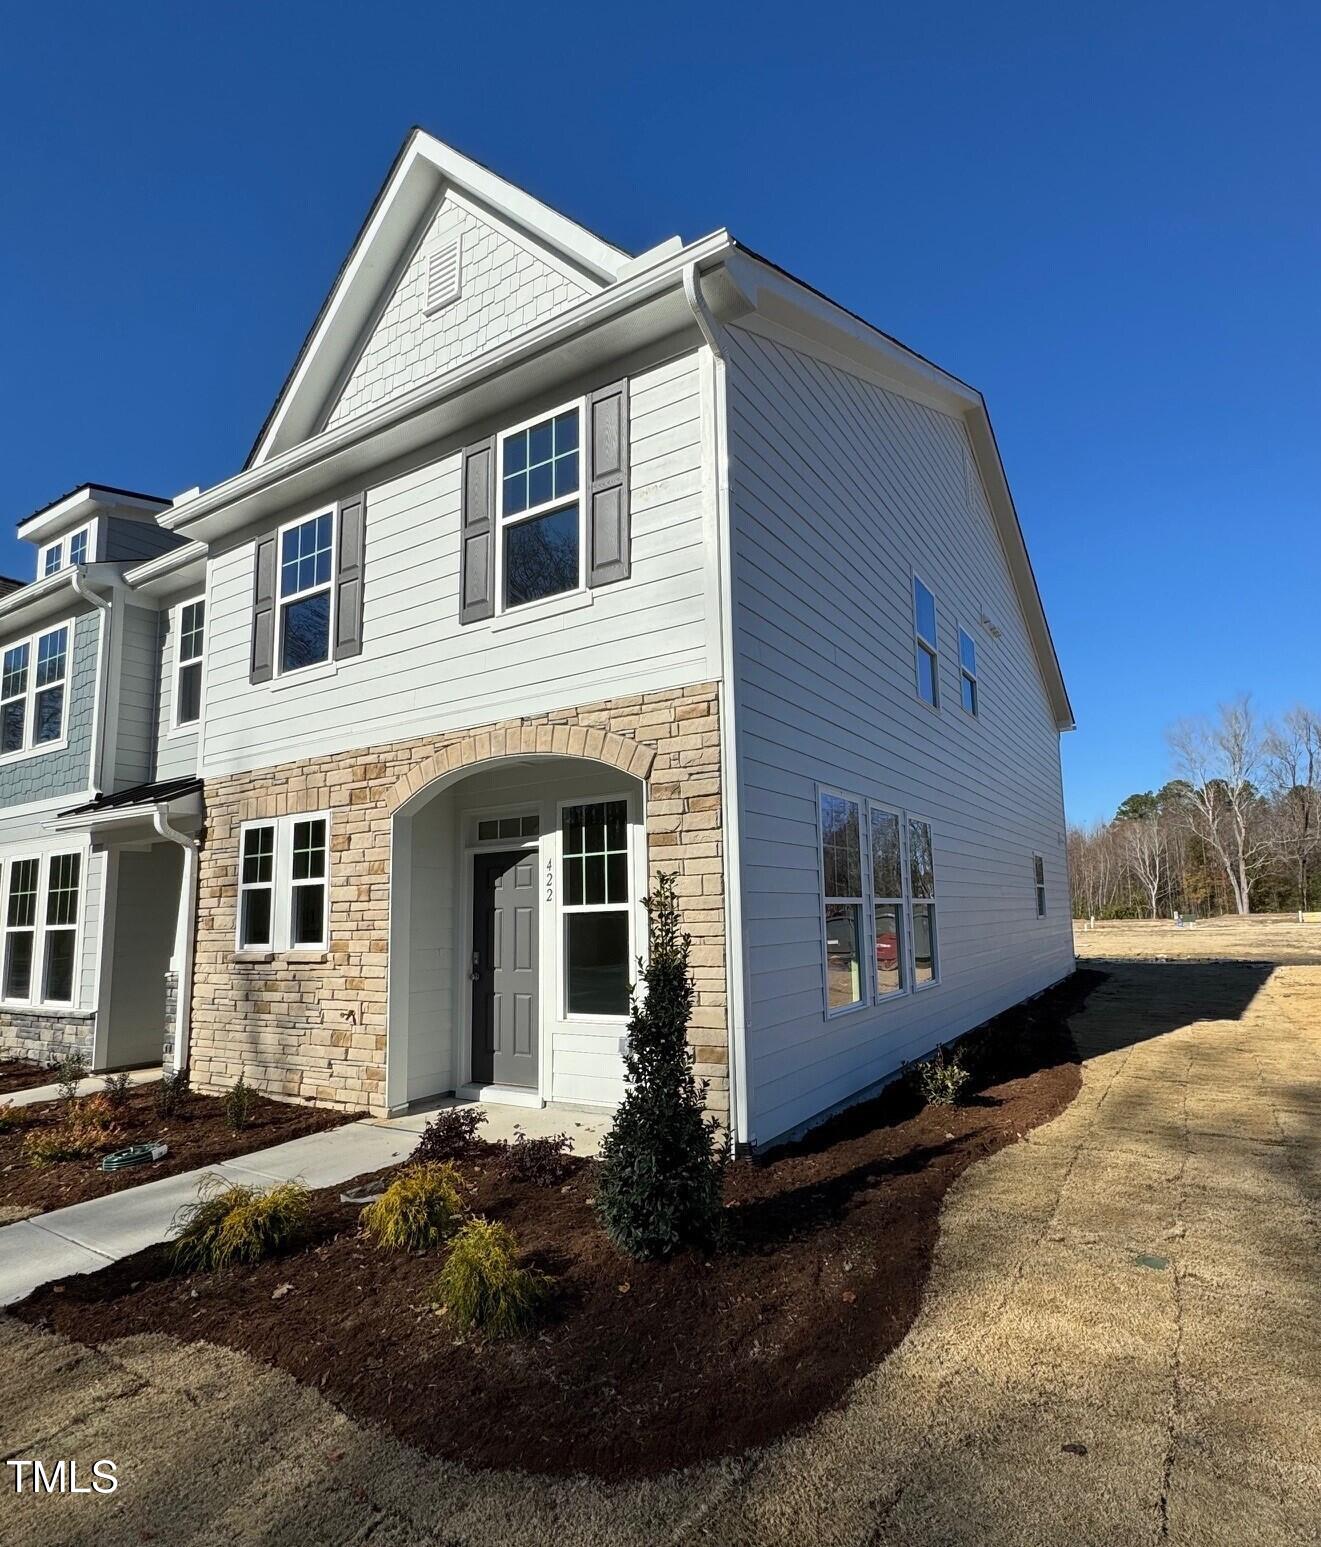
[
  {"x1": 914, "y1": 576, "x2": 939, "y2": 708},
  {"x1": 173, "y1": 598, "x2": 205, "y2": 728},
  {"x1": 908, "y1": 818, "x2": 938, "y2": 986},
  {"x1": 42, "y1": 854, "x2": 81, "y2": 1003},
  {"x1": 41, "y1": 541, "x2": 63, "y2": 578},
  {"x1": 3, "y1": 858, "x2": 40, "y2": 1000},
  {"x1": 869, "y1": 807, "x2": 906, "y2": 999},
  {"x1": 1034, "y1": 853, "x2": 1047, "y2": 917},
  {"x1": 0, "y1": 622, "x2": 71, "y2": 758},
  {"x1": 561, "y1": 797, "x2": 631, "y2": 1018},
  {"x1": 68, "y1": 527, "x2": 90, "y2": 568},
  {"x1": 820, "y1": 791, "x2": 865, "y2": 1012},
  {"x1": 497, "y1": 401, "x2": 583, "y2": 610},
  {"x1": 1, "y1": 852, "x2": 81, "y2": 1006},
  {"x1": 237, "y1": 814, "x2": 330, "y2": 953},
  {"x1": 958, "y1": 627, "x2": 978, "y2": 717},
  {"x1": 277, "y1": 511, "x2": 334, "y2": 674}
]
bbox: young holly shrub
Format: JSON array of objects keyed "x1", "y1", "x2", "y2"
[
  {"x1": 594, "y1": 872, "x2": 726, "y2": 1260},
  {"x1": 361, "y1": 1163, "x2": 465, "y2": 1252},
  {"x1": 102, "y1": 1071, "x2": 133, "y2": 1111},
  {"x1": 155, "y1": 1068, "x2": 190, "y2": 1118},
  {"x1": 171, "y1": 1176, "x2": 310, "y2": 1272},
  {"x1": 412, "y1": 1105, "x2": 488, "y2": 1163},
  {"x1": 914, "y1": 1044, "x2": 971, "y2": 1107},
  {"x1": 497, "y1": 1128, "x2": 574, "y2": 1186},
  {"x1": 223, "y1": 1072, "x2": 254, "y2": 1133},
  {"x1": 430, "y1": 1218, "x2": 548, "y2": 1337}
]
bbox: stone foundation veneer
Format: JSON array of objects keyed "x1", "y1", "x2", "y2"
[
  {"x1": 0, "y1": 1010, "x2": 96, "y2": 1070},
  {"x1": 188, "y1": 683, "x2": 727, "y2": 1118}
]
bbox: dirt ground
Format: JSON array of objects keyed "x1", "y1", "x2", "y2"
[
  {"x1": 0, "y1": 1085, "x2": 355, "y2": 1219},
  {"x1": 12, "y1": 978, "x2": 1087, "y2": 1478},
  {"x1": 2, "y1": 926, "x2": 1318, "y2": 1545}
]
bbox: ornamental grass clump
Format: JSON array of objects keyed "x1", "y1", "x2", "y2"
[
  {"x1": 429, "y1": 1218, "x2": 548, "y2": 1337},
  {"x1": 594, "y1": 873, "x2": 726, "y2": 1260},
  {"x1": 171, "y1": 1176, "x2": 310, "y2": 1272},
  {"x1": 361, "y1": 1163, "x2": 465, "y2": 1253}
]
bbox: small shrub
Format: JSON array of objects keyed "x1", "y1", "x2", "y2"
[
  {"x1": 913, "y1": 1044, "x2": 971, "y2": 1107},
  {"x1": 223, "y1": 1072, "x2": 254, "y2": 1132},
  {"x1": 156, "y1": 1068, "x2": 190, "y2": 1118},
  {"x1": 103, "y1": 1071, "x2": 133, "y2": 1110},
  {"x1": 77, "y1": 1093, "x2": 119, "y2": 1131},
  {"x1": 413, "y1": 1105, "x2": 488, "y2": 1164},
  {"x1": 22, "y1": 1106, "x2": 121, "y2": 1166},
  {"x1": 497, "y1": 1127, "x2": 574, "y2": 1186},
  {"x1": 171, "y1": 1176, "x2": 310, "y2": 1272},
  {"x1": 595, "y1": 874, "x2": 726, "y2": 1259},
  {"x1": 361, "y1": 1163, "x2": 465, "y2": 1252},
  {"x1": 48, "y1": 1050, "x2": 88, "y2": 1105},
  {"x1": 0, "y1": 1100, "x2": 24, "y2": 1135},
  {"x1": 429, "y1": 1218, "x2": 548, "y2": 1337}
]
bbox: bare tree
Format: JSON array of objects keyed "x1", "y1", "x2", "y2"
[
  {"x1": 1265, "y1": 706, "x2": 1321, "y2": 911},
  {"x1": 1118, "y1": 816, "x2": 1165, "y2": 918},
  {"x1": 1167, "y1": 697, "x2": 1271, "y2": 916}
]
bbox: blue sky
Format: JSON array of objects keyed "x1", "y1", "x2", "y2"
[{"x1": 2, "y1": 2, "x2": 1317, "y2": 824}]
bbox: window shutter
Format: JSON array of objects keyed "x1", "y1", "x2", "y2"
[
  {"x1": 250, "y1": 532, "x2": 277, "y2": 684},
  {"x1": 334, "y1": 491, "x2": 366, "y2": 659},
  {"x1": 586, "y1": 379, "x2": 630, "y2": 587},
  {"x1": 460, "y1": 437, "x2": 496, "y2": 623}
]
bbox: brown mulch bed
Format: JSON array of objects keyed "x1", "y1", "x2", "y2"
[
  {"x1": 16, "y1": 971, "x2": 1102, "y2": 1479},
  {"x1": 0, "y1": 1085, "x2": 358, "y2": 1215},
  {"x1": 0, "y1": 1057, "x2": 55, "y2": 1095}
]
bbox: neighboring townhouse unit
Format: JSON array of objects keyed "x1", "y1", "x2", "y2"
[
  {"x1": 10, "y1": 130, "x2": 1074, "y2": 1149},
  {"x1": 0, "y1": 486, "x2": 203, "y2": 1075}
]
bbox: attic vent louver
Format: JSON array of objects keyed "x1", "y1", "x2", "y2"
[{"x1": 423, "y1": 236, "x2": 462, "y2": 317}]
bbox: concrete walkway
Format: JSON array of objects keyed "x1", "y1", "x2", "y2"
[
  {"x1": 1, "y1": 1066, "x2": 160, "y2": 1110},
  {"x1": 1, "y1": 953, "x2": 1315, "y2": 1545},
  {"x1": 0, "y1": 1098, "x2": 609, "y2": 1306}
]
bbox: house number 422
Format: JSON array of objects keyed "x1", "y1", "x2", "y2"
[{"x1": 545, "y1": 858, "x2": 554, "y2": 903}]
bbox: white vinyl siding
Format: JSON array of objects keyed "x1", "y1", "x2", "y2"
[
  {"x1": 200, "y1": 350, "x2": 715, "y2": 775},
  {"x1": 725, "y1": 322, "x2": 1074, "y2": 1145}
]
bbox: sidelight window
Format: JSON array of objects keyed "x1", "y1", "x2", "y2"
[{"x1": 561, "y1": 797, "x2": 630, "y2": 1017}]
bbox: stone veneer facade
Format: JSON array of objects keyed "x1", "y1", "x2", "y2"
[
  {"x1": 188, "y1": 683, "x2": 727, "y2": 1119},
  {"x1": 0, "y1": 1010, "x2": 96, "y2": 1069}
]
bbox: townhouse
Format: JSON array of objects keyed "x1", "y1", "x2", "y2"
[{"x1": 1, "y1": 131, "x2": 1074, "y2": 1148}]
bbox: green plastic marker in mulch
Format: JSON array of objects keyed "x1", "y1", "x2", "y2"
[{"x1": 100, "y1": 1141, "x2": 169, "y2": 1172}]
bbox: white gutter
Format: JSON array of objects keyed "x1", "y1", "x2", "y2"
[
  {"x1": 152, "y1": 805, "x2": 200, "y2": 1075},
  {"x1": 71, "y1": 568, "x2": 113, "y2": 797},
  {"x1": 682, "y1": 262, "x2": 752, "y2": 1151}
]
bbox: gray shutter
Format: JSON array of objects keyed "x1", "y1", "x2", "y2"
[
  {"x1": 586, "y1": 379, "x2": 630, "y2": 587},
  {"x1": 250, "y1": 532, "x2": 277, "y2": 684},
  {"x1": 460, "y1": 437, "x2": 496, "y2": 623},
  {"x1": 334, "y1": 491, "x2": 366, "y2": 659}
]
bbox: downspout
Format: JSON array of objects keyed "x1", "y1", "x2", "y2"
[
  {"x1": 152, "y1": 805, "x2": 199, "y2": 1075},
  {"x1": 71, "y1": 569, "x2": 112, "y2": 796},
  {"x1": 682, "y1": 262, "x2": 752, "y2": 1150}
]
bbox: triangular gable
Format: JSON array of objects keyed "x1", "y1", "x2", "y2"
[{"x1": 247, "y1": 129, "x2": 631, "y2": 468}]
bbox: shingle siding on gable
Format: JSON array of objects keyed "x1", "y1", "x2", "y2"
[
  {"x1": 0, "y1": 611, "x2": 98, "y2": 806},
  {"x1": 325, "y1": 192, "x2": 591, "y2": 430}
]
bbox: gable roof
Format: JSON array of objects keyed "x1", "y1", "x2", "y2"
[{"x1": 245, "y1": 128, "x2": 633, "y2": 470}]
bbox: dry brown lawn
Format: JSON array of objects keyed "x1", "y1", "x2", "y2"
[{"x1": 2, "y1": 925, "x2": 1318, "y2": 1545}]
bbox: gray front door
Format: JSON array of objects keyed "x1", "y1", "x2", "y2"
[{"x1": 471, "y1": 850, "x2": 538, "y2": 1089}]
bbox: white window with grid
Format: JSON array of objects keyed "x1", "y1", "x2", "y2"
[
  {"x1": 42, "y1": 853, "x2": 81, "y2": 1003},
  {"x1": 560, "y1": 797, "x2": 632, "y2": 1019},
  {"x1": 0, "y1": 621, "x2": 71, "y2": 759},
  {"x1": 0, "y1": 851, "x2": 82, "y2": 1007},
  {"x1": 41, "y1": 541, "x2": 63, "y2": 578},
  {"x1": 172, "y1": 598, "x2": 205, "y2": 728},
  {"x1": 236, "y1": 814, "x2": 331, "y2": 953},
  {"x1": 958, "y1": 626, "x2": 978, "y2": 716},
  {"x1": 869, "y1": 807, "x2": 907, "y2": 1000},
  {"x1": 913, "y1": 575, "x2": 939, "y2": 708},
  {"x1": 908, "y1": 817, "x2": 939, "y2": 986},
  {"x1": 68, "y1": 527, "x2": 90, "y2": 567},
  {"x1": 277, "y1": 510, "x2": 334, "y2": 674},
  {"x1": 497, "y1": 401, "x2": 583, "y2": 611},
  {"x1": 1034, "y1": 853, "x2": 1047, "y2": 917}
]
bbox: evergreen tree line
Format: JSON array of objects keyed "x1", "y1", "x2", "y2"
[{"x1": 1069, "y1": 698, "x2": 1321, "y2": 919}]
